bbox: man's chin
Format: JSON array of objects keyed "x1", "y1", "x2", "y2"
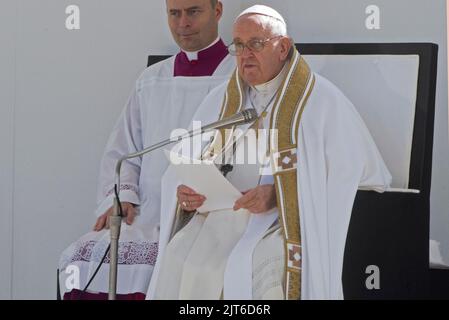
[{"x1": 241, "y1": 74, "x2": 262, "y2": 86}]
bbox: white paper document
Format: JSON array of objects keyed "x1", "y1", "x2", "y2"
[{"x1": 167, "y1": 151, "x2": 242, "y2": 213}]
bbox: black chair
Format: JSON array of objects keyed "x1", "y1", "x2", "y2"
[
  {"x1": 148, "y1": 42, "x2": 439, "y2": 299},
  {"x1": 300, "y1": 43, "x2": 439, "y2": 299}
]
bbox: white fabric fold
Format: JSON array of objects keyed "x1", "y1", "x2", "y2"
[{"x1": 223, "y1": 212, "x2": 278, "y2": 299}]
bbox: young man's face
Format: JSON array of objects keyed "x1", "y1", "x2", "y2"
[{"x1": 166, "y1": 0, "x2": 222, "y2": 52}]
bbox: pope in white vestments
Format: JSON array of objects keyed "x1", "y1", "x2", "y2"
[
  {"x1": 58, "y1": 0, "x2": 235, "y2": 299},
  {"x1": 147, "y1": 5, "x2": 392, "y2": 300}
]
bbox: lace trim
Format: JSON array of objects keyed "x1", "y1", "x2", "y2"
[
  {"x1": 70, "y1": 240, "x2": 158, "y2": 266},
  {"x1": 105, "y1": 184, "x2": 139, "y2": 197}
]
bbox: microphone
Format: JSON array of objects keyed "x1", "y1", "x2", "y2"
[
  {"x1": 107, "y1": 108, "x2": 258, "y2": 299},
  {"x1": 114, "y1": 108, "x2": 258, "y2": 164},
  {"x1": 199, "y1": 108, "x2": 258, "y2": 132}
]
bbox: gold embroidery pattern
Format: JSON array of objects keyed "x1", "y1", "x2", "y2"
[
  {"x1": 287, "y1": 242, "x2": 302, "y2": 270},
  {"x1": 273, "y1": 148, "x2": 298, "y2": 172},
  {"x1": 269, "y1": 50, "x2": 315, "y2": 300},
  {"x1": 205, "y1": 69, "x2": 243, "y2": 158}
]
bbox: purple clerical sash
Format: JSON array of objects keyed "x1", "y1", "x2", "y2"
[{"x1": 174, "y1": 39, "x2": 228, "y2": 77}]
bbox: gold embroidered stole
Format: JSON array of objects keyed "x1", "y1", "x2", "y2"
[
  {"x1": 268, "y1": 50, "x2": 315, "y2": 299},
  {"x1": 211, "y1": 50, "x2": 315, "y2": 299}
]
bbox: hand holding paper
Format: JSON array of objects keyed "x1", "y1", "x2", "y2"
[
  {"x1": 167, "y1": 151, "x2": 242, "y2": 213},
  {"x1": 176, "y1": 184, "x2": 206, "y2": 212}
]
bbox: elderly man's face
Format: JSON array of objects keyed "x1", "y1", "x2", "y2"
[
  {"x1": 233, "y1": 15, "x2": 290, "y2": 86},
  {"x1": 166, "y1": 0, "x2": 222, "y2": 52}
]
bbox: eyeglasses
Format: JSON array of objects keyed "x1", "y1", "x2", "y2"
[{"x1": 227, "y1": 36, "x2": 282, "y2": 56}]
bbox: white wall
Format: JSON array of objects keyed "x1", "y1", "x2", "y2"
[
  {"x1": 0, "y1": 0, "x2": 448, "y2": 299},
  {"x1": 0, "y1": 0, "x2": 16, "y2": 300},
  {"x1": 2, "y1": 0, "x2": 244, "y2": 300}
]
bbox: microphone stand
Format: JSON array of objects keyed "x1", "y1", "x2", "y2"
[
  {"x1": 108, "y1": 108, "x2": 257, "y2": 300},
  {"x1": 108, "y1": 129, "x2": 200, "y2": 300}
]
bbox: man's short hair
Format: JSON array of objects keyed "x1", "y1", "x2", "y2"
[{"x1": 210, "y1": 0, "x2": 218, "y2": 8}]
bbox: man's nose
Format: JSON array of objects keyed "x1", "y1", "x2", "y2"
[
  {"x1": 241, "y1": 46, "x2": 254, "y2": 58},
  {"x1": 179, "y1": 13, "x2": 191, "y2": 28}
]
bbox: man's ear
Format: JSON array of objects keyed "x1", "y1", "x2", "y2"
[
  {"x1": 215, "y1": 1, "x2": 223, "y2": 21},
  {"x1": 279, "y1": 37, "x2": 293, "y2": 61}
]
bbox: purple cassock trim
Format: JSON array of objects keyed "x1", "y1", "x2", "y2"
[
  {"x1": 174, "y1": 39, "x2": 229, "y2": 77},
  {"x1": 64, "y1": 290, "x2": 145, "y2": 300}
]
